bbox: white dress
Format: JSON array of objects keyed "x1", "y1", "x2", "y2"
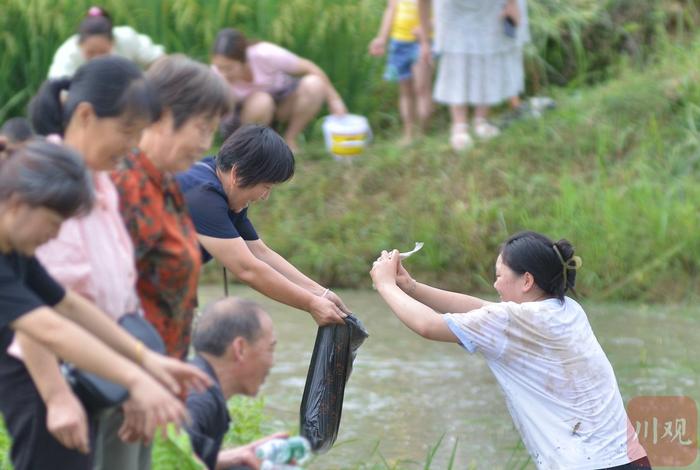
[
  {"x1": 47, "y1": 26, "x2": 165, "y2": 79},
  {"x1": 444, "y1": 297, "x2": 647, "y2": 469},
  {"x1": 433, "y1": 0, "x2": 530, "y2": 106}
]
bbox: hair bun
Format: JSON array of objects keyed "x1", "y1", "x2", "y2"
[
  {"x1": 88, "y1": 6, "x2": 103, "y2": 17},
  {"x1": 554, "y1": 239, "x2": 575, "y2": 261}
]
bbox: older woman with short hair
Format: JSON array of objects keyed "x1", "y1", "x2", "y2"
[
  {"x1": 177, "y1": 125, "x2": 349, "y2": 327},
  {"x1": 112, "y1": 54, "x2": 233, "y2": 360}
]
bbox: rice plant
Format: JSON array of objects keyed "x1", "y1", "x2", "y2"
[{"x1": 2, "y1": 0, "x2": 698, "y2": 124}]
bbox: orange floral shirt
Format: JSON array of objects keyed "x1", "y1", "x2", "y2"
[{"x1": 111, "y1": 150, "x2": 201, "y2": 358}]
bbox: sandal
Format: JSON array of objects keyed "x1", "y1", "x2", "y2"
[
  {"x1": 473, "y1": 118, "x2": 500, "y2": 140},
  {"x1": 449, "y1": 123, "x2": 473, "y2": 151}
]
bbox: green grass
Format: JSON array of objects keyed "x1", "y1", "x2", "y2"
[
  {"x1": 0, "y1": 419, "x2": 10, "y2": 470},
  {"x1": 246, "y1": 37, "x2": 700, "y2": 301},
  {"x1": 0, "y1": 0, "x2": 385, "y2": 124}
]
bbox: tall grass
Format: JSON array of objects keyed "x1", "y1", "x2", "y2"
[
  {"x1": 525, "y1": 0, "x2": 700, "y2": 87},
  {"x1": 2, "y1": 0, "x2": 700, "y2": 126},
  {"x1": 0, "y1": 0, "x2": 384, "y2": 124}
]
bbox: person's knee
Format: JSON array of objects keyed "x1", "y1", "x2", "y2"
[
  {"x1": 298, "y1": 75, "x2": 327, "y2": 102},
  {"x1": 242, "y1": 92, "x2": 275, "y2": 124},
  {"x1": 399, "y1": 79, "x2": 414, "y2": 97}
]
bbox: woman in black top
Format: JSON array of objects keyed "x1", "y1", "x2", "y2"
[{"x1": 0, "y1": 139, "x2": 209, "y2": 469}]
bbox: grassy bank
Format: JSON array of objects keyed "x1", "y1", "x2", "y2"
[
  {"x1": 248, "y1": 38, "x2": 700, "y2": 302},
  {"x1": 2, "y1": 0, "x2": 699, "y2": 126}
]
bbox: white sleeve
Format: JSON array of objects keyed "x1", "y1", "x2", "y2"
[
  {"x1": 47, "y1": 35, "x2": 84, "y2": 79},
  {"x1": 113, "y1": 26, "x2": 165, "y2": 67},
  {"x1": 444, "y1": 303, "x2": 511, "y2": 359}
]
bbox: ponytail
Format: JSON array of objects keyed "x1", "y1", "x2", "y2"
[
  {"x1": 29, "y1": 56, "x2": 160, "y2": 137},
  {"x1": 28, "y1": 78, "x2": 71, "y2": 136},
  {"x1": 0, "y1": 117, "x2": 34, "y2": 144}
]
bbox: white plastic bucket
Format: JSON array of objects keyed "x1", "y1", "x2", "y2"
[{"x1": 322, "y1": 114, "x2": 372, "y2": 159}]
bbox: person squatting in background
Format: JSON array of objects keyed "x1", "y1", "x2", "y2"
[
  {"x1": 211, "y1": 28, "x2": 347, "y2": 152},
  {"x1": 48, "y1": 5, "x2": 165, "y2": 79}
]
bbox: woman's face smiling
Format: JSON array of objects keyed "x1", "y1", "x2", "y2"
[
  {"x1": 65, "y1": 102, "x2": 150, "y2": 172},
  {"x1": 0, "y1": 203, "x2": 64, "y2": 256},
  {"x1": 218, "y1": 167, "x2": 274, "y2": 213},
  {"x1": 232, "y1": 181, "x2": 273, "y2": 213},
  {"x1": 147, "y1": 111, "x2": 218, "y2": 173},
  {"x1": 493, "y1": 254, "x2": 526, "y2": 302},
  {"x1": 86, "y1": 116, "x2": 149, "y2": 171},
  {"x1": 211, "y1": 54, "x2": 246, "y2": 84},
  {"x1": 80, "y1": 35, "x2": 114, "y2": 61}
]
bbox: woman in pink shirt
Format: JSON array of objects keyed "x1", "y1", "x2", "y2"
[
  {"x1": 211, "y1": 28, "x2": 347, "y2": 152},
  {"x1": 19, "y1": 56, "x2": 209, "y2": 470}
]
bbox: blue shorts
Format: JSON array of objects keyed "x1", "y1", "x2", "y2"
[{"x1": 383, "y1": 39, "x2": 419, "y2": 82}]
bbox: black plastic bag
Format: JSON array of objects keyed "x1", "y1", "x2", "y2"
[{"x1": 300, "y1": 314, "x2": 368, "y2": 453}]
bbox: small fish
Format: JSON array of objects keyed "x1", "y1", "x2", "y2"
[{"x1": 399, "y1": 242, "x2": 424, "y2": 259}]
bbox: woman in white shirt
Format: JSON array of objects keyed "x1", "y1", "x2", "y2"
[
  {"x1": 370, "y1": 230, "x2": 651, "y2": 470},
  {"x1": 47, "y1": 6, "x2": 164, "y2": 79}
]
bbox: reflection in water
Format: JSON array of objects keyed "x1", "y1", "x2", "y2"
[{"x1": 199, "y1": 285, "x2": 700, "y2": 469}]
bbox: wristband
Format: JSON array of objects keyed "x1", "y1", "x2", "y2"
[{"x1": 134, "y1": 340, "x2": 145, "y2": 366}]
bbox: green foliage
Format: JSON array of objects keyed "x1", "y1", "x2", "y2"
[
  {"x1": 2, "y1": 0, "x2": 699, "y2": 128},
  {"x1": 0, "y1": 0, "x2": 384, "y2": 124},
  {"x1": 0, "y1": 418, "x2": 11, "y2": 470},
  {"x1": 152, "y1": 424, "x2": 206, "y2": 470},
  {"x1": 223, "y1": 395, "x2": 269, "y2": 447},
  {"x1": 156, "y1": 395, "x2": 281, "y2": 467},
  {"x1": 524, "y1": 0, "x2": 676, "y2": 87}
]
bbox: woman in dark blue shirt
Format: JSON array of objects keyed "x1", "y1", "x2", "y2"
[{"x1": 177, "y1": 125, "x2": 348, "y2": 326}]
